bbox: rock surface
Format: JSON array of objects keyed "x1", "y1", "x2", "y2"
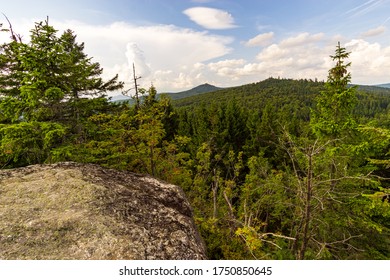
[{"x1": 0, "y1": 162, "x2": 206, "y2": 260}]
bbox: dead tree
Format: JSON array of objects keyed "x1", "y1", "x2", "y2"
[
  {"x1": 2, "y1": 13, "x2": 22, "y2": 42},
  {"x1": 123, "y1": 63, "x2": 142, "y2": 110}
]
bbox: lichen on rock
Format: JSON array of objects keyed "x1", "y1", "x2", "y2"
[{"x1": 0, "y1": 162, "x2": 206, "y2": 260}]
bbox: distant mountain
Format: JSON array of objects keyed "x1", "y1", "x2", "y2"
[
  {"x1": 375, "y1": 83, "x2": 390, "y2": 89},
  {"x1": 109, "y1": 83, "x2": 223, "y2": 103},
  {"x1": 352, "y1": 83, "x2": 390, "y2": 94},
  {"x1": 163, "y1": 83, "x2": 223, "y2": 100},
  {"x1": 110, "y1": 94, "x2": 131, "y2": 102}
]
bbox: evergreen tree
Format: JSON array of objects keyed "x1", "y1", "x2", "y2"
[
  {"x1": 0, "y1": 19, "x2": 123, "y2": 168},
  {"x1": 311, "y1": 42, "x2": 357, "y2": 139},
  {"x1": 0, "y1": 19, "x2": 123, "y2": 124}
]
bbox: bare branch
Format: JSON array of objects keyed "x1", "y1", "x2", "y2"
[
  {"x1": 312, "y1": 195, "x2": 325, "y2": 210},
  {"x1": 312, "y1": 234, "x2": 364, "y2": 258},
  {"x1": 258, "y1": 232, "x2": 296, "y2": 241},
  {"x1": 313, "y1": 172, "x2": 375, "y2": 188},
  {"x1": 2, "y1": 13, "x2": 22, "y2": 42},
  {"x1": 223, "y1": 189, "x2": 235, "y2": 220}
]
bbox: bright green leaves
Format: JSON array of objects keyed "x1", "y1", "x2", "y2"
[
  {"x1": 236, "y1": 152, "x2": 292, "y2": 258},
  {"x1": 50, "y1": 86, "x2": 194, "y2": 189},
  {"x1": 312, "y1": 84, "x2": 357, "y2": 138},
  {"x1": 235, "y1": 226, "x2": 263, "y2": 253},
  {"x1": 44, "y1": 87, "x2": 65, "y2": 101},
  {"x1": 0, "y1": 122, "x2": 67, "y2": 168},
  {"x1": 0, "y1": 96, "x2": 24, "y2": 123}
]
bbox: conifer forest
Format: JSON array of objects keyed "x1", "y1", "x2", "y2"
[{"x1": 1, "y1": 20, "x2": 390, "y2": 260}]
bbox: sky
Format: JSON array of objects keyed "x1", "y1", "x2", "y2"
[{"x1": 1, "y1": 0, "x2": 390, "y2": 94}]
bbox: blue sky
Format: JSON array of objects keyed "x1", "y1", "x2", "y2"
[{"x1": 1, "y1": 0, "x2": 390, "y2": 93}]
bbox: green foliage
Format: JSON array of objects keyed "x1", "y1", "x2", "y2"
[
  {"x1": 171, "y1": 46, "x2": 390, "y2": 259},
  {"x1": 0, "y1": 19, "x2": 123, "y2": 123},
  {"x1": 1, "y1": 21, "x2": 390, "y2": 259},
  {"x1": 311, "y1": 42, "x2": 357, "y2": 139},
  {"x1": 0, "y1": 121, "x2": 66, "y2": 167},
  {"x1": 0, "y1": 19, "x2": 123, "y2": 168}
]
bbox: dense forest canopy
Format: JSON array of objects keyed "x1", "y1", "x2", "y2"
[{"x1": 1, "y1": 20, "x2": 390, "y2": 259}]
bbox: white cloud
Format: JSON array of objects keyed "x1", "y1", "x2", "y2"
[
  {"x1": 346, "y1": 39, "x2": 390, "y2": 84},
  {"x1": 256, "y1": 44, "x2": 288, "y2": 60},
  {"x1": 1, "y1": 19, "x2": 236, "y2": 92},
  {"x1": 60, "y1": 23, "x2": 390, "y2": 87},
  {"x1": 183, "y1": 7, "x2": 237, "y2": 30},
  {"x1": 152, "y1": 66, "x2": 212, "y2": 91},
  {"x1": 208, "y1": 59, "x2": 246, "y2": 71},
  {"x1": 361, "y1": 25, "x2": 386, "y2": 37},
  {"x1": 280, "y1": 32, "x2": 324, "y2": 48},
  {"x1": 208, "y1": 59, "x2": 246, "y2": 78},
  {"x1": 44, "y1": 20, "x2": 234, "y2": 92},
  {"x1": 76, "y1": 24, "x2": 390, "y2": 90},
  {"x1": 206, "y1": 34, "x2": 335, "y2": 83},
  {"x1": 244, "y1": 32, "x2": 274, "y2": 47},
  {"x1": 205, "y1": 33, "x2": 390, "y2": 86},
  {"x1": 125, "y1": 43, "x2": 151, "y2": 78}
]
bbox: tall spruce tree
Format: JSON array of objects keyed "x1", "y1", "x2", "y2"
[
  {"x1": 311, "y1": 42, "x2": 357, "y2": 139},
  {"x1": 0, "y1": 19, "x2": 123, "y2": 123},
  {"x1": 0, "y1": 19, "x2": 123, "y2": 168}
]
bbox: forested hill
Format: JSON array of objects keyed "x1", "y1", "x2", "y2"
[
  {"x1": 375, "y1": 83, "x2": 390, "y2": 89},
  {"x1": 163, "y1": 83, "x2": 223, "y2": 100},
  {"x1": 174, "y1": 78, "x2": 390, "y2": 115},
  {"x1": 111, "y1": 83, "x2": 222, "y2": 103},
  {"x1": 170, "y1": 77, "x2": 390, "y2": 260},
  {"x1": 172, "y1": 78, "x2": 390, "y2": 160}
]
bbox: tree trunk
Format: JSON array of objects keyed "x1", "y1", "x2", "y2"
[
  {"x1": 299, "y1": 150, "x2": 313, "y2": 260},
  {"x1": 212, "y1": 169, "x2": 218, "y2": 219}
]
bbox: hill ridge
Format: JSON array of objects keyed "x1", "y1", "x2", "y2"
[{"x1": 110, "y1": 83, "x2": 222, "y2": 103}]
